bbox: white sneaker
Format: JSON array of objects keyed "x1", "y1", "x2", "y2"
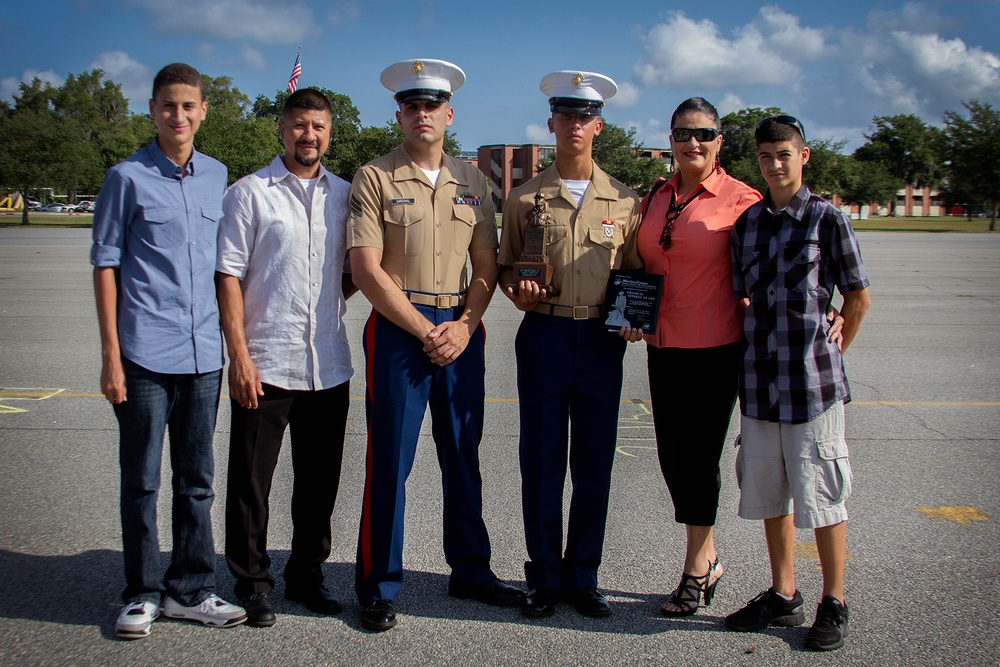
[
  {"x1": 116, "y1": 600, "x2": 160, "y2": 640},
  {"x1": 162, "y1": 594, "x2": 247, "y2": 628}
]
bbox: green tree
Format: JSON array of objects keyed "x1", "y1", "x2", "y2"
[
  {"x1": 196, "y1": 75, "x2": 280, "y2": 183},
  {"x1": 536, "y1": 121, "x2": 669, "y2": 195},
  {"x1": 333, "y1": 121, "x2": 404, "y2": 181},
  {"x1": 854, "y1": 114, "x2": 943, "y2": 214},
  {"x1": 593, "y1": 123, "x2": 670, "y2": 195},
  {"x1": 51, "y1": 70, "x2": 135, "y2": 195},
  {"x1": 0, "y1": 106, "x2": 99, "y2": 225},
  {"x1": 839, "y1": 155, "x2": 899, "y2": 216},
  {"x1": 803, "y1": 138, "x2": 848, "y2": 199},
  {"x1": 943, "y1": 100, "x2": 1000, "y2": 230}
]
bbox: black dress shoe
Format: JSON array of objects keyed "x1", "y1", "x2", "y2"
[
  {"x1": 522, "y1": 587, "x2": 558, "y2": 618},
  {"x1": 564, "y1": 587, "x2": 611, "y2": 618},
  {"x1": 448, "y1": 578, "x2": 526, "y2": 607},
  {"x1": 361, "y1": 600, "x2": 397, "y2": 632},
  {"x1": 240, "y1": 592, "x2": 277, "y2": 627},
  {"x1": 285, "y1": 585, "x2": 343, "y2": 615}
]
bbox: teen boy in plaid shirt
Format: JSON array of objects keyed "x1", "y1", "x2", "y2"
[{"x1": 726, "y1": 115, "x2": 870, "y2": 651}]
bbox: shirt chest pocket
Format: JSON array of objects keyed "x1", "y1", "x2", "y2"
[
  {"x1": 383, "y1": 204, "x2": 425, "y2": 256},
  {"x1": 585, "y1": 224, "x2": 624, "y2": 277},
  {"x1": 200, "y1": 207, "x2": 223, "y2": 245},
  {"x1": 782, "y1": 242, "x2": 821, "y2": 292},
  {"x1": 451, "y1": 205, "x2": 480, "y2": 256},
  {"x1": 136, "y1": 206, "x2": 184, "y2": 247}
]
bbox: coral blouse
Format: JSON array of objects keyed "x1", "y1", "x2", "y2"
[{"x1": 638, "y1": 168, "x2": 761, "y2": 349}]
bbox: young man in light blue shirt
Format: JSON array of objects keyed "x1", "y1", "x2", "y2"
[{"x1": 92, "y1": 62, "x2": 246, "y2": 640}]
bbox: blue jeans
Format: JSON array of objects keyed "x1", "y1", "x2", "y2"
[{"x1": 114, "y1": 358, "x2": 222, "y2": 606}]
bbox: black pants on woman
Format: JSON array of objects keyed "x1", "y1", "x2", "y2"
[{"x1": 646, "y1": 342, "x2": 742, "y2": 527}]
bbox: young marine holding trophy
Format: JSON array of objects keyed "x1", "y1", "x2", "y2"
[{"x1": 498, "y1": 70, "x2": 645, "y2": 619}]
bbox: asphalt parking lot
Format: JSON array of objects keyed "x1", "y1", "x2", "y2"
[{"x1": 0, "y1": 228, "x2": 997, "y2": 666}]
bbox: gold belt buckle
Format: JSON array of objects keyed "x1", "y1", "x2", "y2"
[
  {"x1": 572, "y1": 305, "x2": 589, "y2": 320},
  {"x1": 436, "y1": 294, "x2": 453, "y2": 309}
]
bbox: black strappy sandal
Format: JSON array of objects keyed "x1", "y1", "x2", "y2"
[{"x1": 660, "y1": 557, "x2": 722, "y2": 617}]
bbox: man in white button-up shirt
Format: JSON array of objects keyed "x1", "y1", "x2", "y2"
[{"x1": 216, "y1": 88, "x2": 357, "y2": 628}]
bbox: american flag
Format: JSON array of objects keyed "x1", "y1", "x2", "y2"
[{"x1": 287, "y1": 48, "x2": 302, "y2": 93}]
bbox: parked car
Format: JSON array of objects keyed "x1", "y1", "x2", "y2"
[
  {"x1": 40, "y1": 203, "x2": 69, "y2": 212},
  {"x1": 26, "y1": 199, "x2": 41, "y2": 211},
  {"x1": 76, "y1": 201, "x2": 95, "y2": 213}
]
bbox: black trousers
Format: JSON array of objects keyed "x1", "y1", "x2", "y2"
[
  {"x1": 225, "y1": 381, "x2": 349, "y2": 597},
  {"x1": 646, "y1": 342, "x2": 742, "y2": 526}
]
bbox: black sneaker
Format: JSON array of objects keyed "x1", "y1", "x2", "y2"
[
  {"x1": 725, "y1": 588, "x2": 805, "y2": 632},
  {"x1": 805, "y1": 595, "x2": 849, "y2": 651}
]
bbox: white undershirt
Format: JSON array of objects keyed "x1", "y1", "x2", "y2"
[
  {"x1": 297, "y1": 176, "x2": 318, "y2": 200},
  {"x1": 564, "y1": 179, "x2": 590, "y2": 207},
  {"x1": 420, "y1": 168, "x2": 440, "y2": 187}
]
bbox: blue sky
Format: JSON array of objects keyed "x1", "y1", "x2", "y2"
[{"x1": 2, "y1": 0, "x2": 998, "y2": 153}]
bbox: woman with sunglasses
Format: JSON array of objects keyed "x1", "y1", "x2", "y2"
[{"x1": 638, "y1": 97, "x2": 761, "y2": 616}]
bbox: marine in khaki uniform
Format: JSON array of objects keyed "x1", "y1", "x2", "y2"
[
  {"x1": 498, "y1": 70, "x2": 644, "y2": 619},
  {"x1": 348, "y1": 58, "x2": 524, "y2": 633}
]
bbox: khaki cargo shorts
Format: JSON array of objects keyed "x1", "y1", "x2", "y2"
[{"x1": 735, "y1": 401, "x2": 852, "y2": 529}]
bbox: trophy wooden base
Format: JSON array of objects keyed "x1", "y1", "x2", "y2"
[{"x1": 510, "y1": 261, "x2": 557, "y2": 296}]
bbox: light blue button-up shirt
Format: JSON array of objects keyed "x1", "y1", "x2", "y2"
[{"x1": 91, "y1": 139, "x2": 227, "y2": 374}]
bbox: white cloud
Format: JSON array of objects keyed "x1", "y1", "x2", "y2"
[
  {"x1": 893, "y1": 31, "x2": 1000, "y2": 98},
  {"x1": 88, "y1": 51, "x2": 152, "y2": 106},
  {"x1": 833, "y1": 25, "x2": 999, "y2": 125},
  {"x1": 866, "y1": 1, "x2": 961, "y2": 35},
  {"x1": 0, "y1": 69, "x2": 62, "y2": 104},
  {"x1": 127, "y1": 0, "x2": 319, "y2": 44},
  {"x1": 633, "y1": 11, "x2": 799, "y2": 88},
  {"x1": 716, "y1": 92, "x2": 746, "y2": 117},
  {"x1": 755, "y1": 5, "x2": 830, "y2": 61},
  {"x1": 525, "y1": 123, "x2": 550, "y2": 143},
  {"x1": 240, "y1": 44, "x2": 268, "y2": 70},
  {"x1": 328, "y1": 0, "x2": 361, "y2": 26},
  {"x1": 608, "y1": 81, "x2": 640, "y2": 108},
  {"x1": 624, "y1": 118, "x2": 671, "y2": 148}
]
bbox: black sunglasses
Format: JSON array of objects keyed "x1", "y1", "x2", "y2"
[
  {"x1": 671, "y1": 127, "x2": 722, "y2": 143},
  {"x1": 756, "y1": 115, "x2": 806, "y2": 141}
]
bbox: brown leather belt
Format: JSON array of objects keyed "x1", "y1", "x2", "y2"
[
  {"x1": 406, "y1": 292, "x2": 465, "y2": 309},
  {"x1": 531, "y1": 303, "x2": 603, "y2": 320}
]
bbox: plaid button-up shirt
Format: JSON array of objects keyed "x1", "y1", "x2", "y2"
[{"x1": 730, "y1": 185, "x2": 870, "y2": 424}]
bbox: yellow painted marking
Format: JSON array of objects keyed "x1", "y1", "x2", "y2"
[
  {"x1": 795, "y1": 542, "x2": 852, "y2": 571},
  {"x1": 0, "y1": 388, "x2": 65, "y2": 414},
  {"x1": 914, "y1": 506, "x2": 989, "y2": 526},
  {"x1": 615, "y1": 445, "x2": 656, "y2": 458}
]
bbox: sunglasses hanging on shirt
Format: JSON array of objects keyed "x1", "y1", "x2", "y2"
[{"x1": 659, "y1": 185, "x2": 706, "y2": 250}]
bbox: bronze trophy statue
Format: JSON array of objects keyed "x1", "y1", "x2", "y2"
[{"x1": 511, "y1": 193, "x2": 557, "y2": 296}]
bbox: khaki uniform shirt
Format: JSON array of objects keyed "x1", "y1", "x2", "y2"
[
  {"x1": 348, "y1": 146, "x2": 498, "y2": 294},
  {"x1": 499, "y1": 162, "x2": 642, "y2": 307}
]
